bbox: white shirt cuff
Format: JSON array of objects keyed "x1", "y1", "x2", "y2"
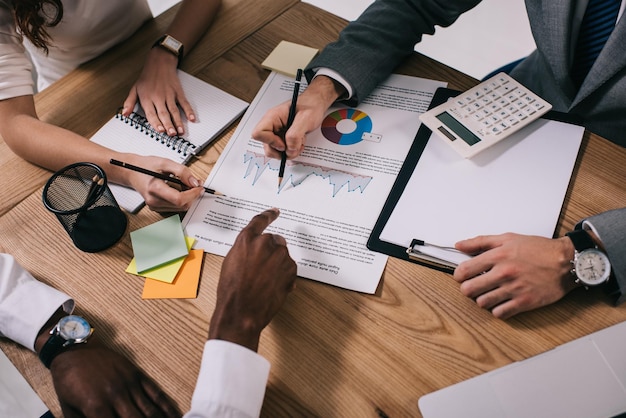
[
  {"x1": 581, "y1": 220, "x2": 603, "y2": 244},
  {"x1": 0, "y1": 254, "x2": 73, "y2": 350},
  {"x1": 312, "y1": 67, "x2": 353, "y2": 100},
  {"x1": 185, "y1": 340, "x2": 270, "y2": 418}
]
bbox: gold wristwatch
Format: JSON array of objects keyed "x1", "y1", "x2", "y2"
[{"x1": 153, "y1": 34, "x2": 184, "y2": 66}]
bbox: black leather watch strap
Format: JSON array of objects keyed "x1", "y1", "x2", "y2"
[
  {"x1": 39, "y1": 332, "x2": 67, "y2": 369},
  {"x1": 152, "y1": 35, "x2": 184, "y2": 67},
  {"x1": 566, "y1": 229, "x2": 596, "y2": 252}
]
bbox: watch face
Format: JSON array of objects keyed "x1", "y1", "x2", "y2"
[
  {"x1": 574, "y1": 249, "x2": 611, "y2": 286},
  {"x1": 58, "y1": 315, "x2": 92, "y2": 341},
  {"x1": 162, "y1": 35, "x2": 182, "y2": 53}
]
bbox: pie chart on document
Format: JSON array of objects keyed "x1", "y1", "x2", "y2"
[{"x1": 321, "y1": 109, "x2": 381, "y2": 145}]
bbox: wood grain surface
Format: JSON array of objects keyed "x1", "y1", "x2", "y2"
[{"x1": 0, "y1": 2, "x2": 625, "y2": 417}]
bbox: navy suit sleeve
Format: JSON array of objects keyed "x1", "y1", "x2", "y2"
[{"x1": 305, "y1": 0, "x2": 482, "y2": 105}]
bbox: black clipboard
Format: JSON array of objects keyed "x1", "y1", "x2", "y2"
[
  {"x1": 366, "y1": 87, "x2": 582, "y2": 273},
  {"x1": 367, "y1": 88, "x2": 460, "y2": 273}
]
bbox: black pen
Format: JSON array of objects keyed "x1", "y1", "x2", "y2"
[
  {"x1": 110, "y1": 159, "x2": 224, "y2": 196},
  {"x1": 278, "y1": 68, "x2": 303, "y2": 187}
]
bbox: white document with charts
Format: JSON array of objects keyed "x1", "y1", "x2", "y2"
[{"x1": 182, "y1": 72, "x2": 445, "y2": 293}]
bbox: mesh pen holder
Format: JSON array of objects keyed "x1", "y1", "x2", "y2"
[{"x1": 42, "y1": 162, "x2": 127, "y2": 252}]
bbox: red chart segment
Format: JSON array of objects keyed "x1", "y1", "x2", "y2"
[{"x1": 321, "y1": 109, "x2": 373, "y2": 145}]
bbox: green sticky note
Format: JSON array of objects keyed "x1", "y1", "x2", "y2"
[
  {"x1": 130, "y1": 215, "x2": 189, "y2": 273},
  {"x1": 126, "y1": 237, "x2": 195, "y2": 283}
]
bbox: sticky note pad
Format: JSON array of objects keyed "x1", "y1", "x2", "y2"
[
  {"x1": 261, "y1": 41, "x2": 318, "y2": 77},
  {"x1": 130, "y1": 215, "x2": 189, "y2": 273},
  {"x1": 126, "y1": 237, "x2": 195, "y2": 283},
  {"x1": 142, "y1": 249, "x2": 203, "y2": 299}
]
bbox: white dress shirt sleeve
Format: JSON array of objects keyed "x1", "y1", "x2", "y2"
[
  {"x1": 184, "y1": 340, "x2": 270, "y2": 418},
  {"x1": 0, "y1": 254, "x2": 73, "y2": 350},
  {"x1": 582, "y1": 220, "x2": 600, "y2": 238},
  {"x1": 313, "y1": 67, "x2": 354, "y2": 100}
]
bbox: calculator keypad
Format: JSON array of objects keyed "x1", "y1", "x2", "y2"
[
  {"x1": 419, "y1": 72, "x2": 552, "y2": 158},
  {"x1": 446, "y1": 74, "x2": 547, "y2": 137}
]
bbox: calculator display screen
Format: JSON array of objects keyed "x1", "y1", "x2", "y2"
[{"x1": 436, "y1": 112, "x2": 481, "y2": 146}]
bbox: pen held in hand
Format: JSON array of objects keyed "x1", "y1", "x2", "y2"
[
  {"x1": 109, "y1": 159, "x2": 224, "y2": 196},
  {"x1": 278, "y1": 68, "x2": 303, "y2": 188}
]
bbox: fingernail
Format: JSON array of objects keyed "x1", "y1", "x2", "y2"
[
  {"x1": 168, "y1": 127, "x2": 177, "y2": 135},
  {"x1": 190, "y1": 177, "x2": 200, "y2": 187},
  {"x1": 177, "y1": 126, "x2": 184, "y2": 134},
  {"x1": 157, "y1": 125, "x2": 165, "y2": 132},
  {"x1": 189, "y1": 113, "x2": 196, "y2": 122}
]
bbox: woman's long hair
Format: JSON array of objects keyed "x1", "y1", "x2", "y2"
[{"x1": 11, "y1": 0, "x2": 63, "y2": 53}]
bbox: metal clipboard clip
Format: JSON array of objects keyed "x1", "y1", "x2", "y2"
[{"x1": 406, "y1": 239, "x2": 467, "y2": 271}]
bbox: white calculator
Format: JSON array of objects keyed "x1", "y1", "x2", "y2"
[{"x1": 419, "y1": 72, "x2": 552, "y2": 158}]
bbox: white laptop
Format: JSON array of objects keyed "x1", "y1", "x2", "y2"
[
  {"x1": 419, "y1": 321, "x2": 626, "y2": 418},
  {"x1": 0, "y1": 349, "x2": 51, "y2": 418}
]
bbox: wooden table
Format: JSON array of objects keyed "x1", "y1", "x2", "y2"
[{"x1": 1, "y1": 2, "x2": 625, "y2": 417}]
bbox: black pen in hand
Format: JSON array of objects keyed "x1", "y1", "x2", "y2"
[
  {"x1": 278, "y1": 68, "x2": 303, "y2": 188},
  {"x1": 110, "y1": 159, "x2": 224, "y2": 196}
]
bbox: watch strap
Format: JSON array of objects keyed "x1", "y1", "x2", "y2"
[
  {"x1": 152, "y1": 34, "x2": 184, "y2": 67},
  {"x1": 565, "y1": 228, "x2": 596, "y2": 252},
  {"x1": 39, "y1": 332, "x2": 67, "y2": 369}
]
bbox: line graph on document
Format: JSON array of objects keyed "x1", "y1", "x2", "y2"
[{"x1": 242, "y1": 151, "x2": 373, "y2": 197}]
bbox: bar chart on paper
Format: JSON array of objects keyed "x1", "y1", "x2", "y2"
[{"x1": 243, "y1": 151, "x2": 373, "y2": 196}]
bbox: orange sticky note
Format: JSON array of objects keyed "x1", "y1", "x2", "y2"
[{"x1": 141, "y1": 249, "x2": 203, "y2": 299}]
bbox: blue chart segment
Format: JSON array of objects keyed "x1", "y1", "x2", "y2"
[
  {"x1": 321, "y1": 109, "x2": 372, "y2": 145},
  {"x1": 243, "y1": 152, "x2": 373, "y2": 197}
]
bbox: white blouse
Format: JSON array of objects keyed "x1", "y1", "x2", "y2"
[{"x1": 0, "y1": 0, "x2": 152, "y2": 97}]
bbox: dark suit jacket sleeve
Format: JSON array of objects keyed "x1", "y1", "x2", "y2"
[
  {"x1": 305, "y1": 0, "x2": 482, "y2": 106},
  {"x1": 585, "y1": 208, "x2": 626, "y2": 304}
]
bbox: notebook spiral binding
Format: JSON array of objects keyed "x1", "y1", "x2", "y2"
[{"x1": 115, "y1": 109, "x2": 197, "y2": 156}]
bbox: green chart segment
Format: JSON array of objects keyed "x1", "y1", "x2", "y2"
[{"x1": 321, "y1": 109, "x2": 372, "y2": 145}]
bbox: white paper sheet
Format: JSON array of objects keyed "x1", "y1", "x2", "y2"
[{"x1": 183, "y1": 72, "x2": 445, "y2": 293}]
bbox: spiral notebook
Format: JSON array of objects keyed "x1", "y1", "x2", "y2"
[{"x1": 90, "y1": 70, "x2": 248, "y2": 213}]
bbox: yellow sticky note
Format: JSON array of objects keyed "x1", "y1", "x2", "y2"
[
  {"x1": 141, "y1": 249, "x2": 204, "y2": 299},
  {"x1": 126, "y1": 237, "x2": 195, "y2": 283},
  {"x1": 261, "y1": 41, "x2": 318, "y2": 77}
]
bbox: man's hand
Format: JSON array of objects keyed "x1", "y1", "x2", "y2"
[
  {"x1": 453, "y1": 233, "x2": 579, "y2": 319},
  {"x1": 209, "y1": 208, "x2": 297, "y2": 351},
  {"x1": 49, "y1": 341, "x2": 181, "y2": 418},
  {"x1": 252, "y1": 76, "x2": 345, "y2": 160}
]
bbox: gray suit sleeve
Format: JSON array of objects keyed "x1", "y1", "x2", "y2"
[
  {"x1": 584, "y1": 208, "x2": 626, "y2": 304},
  {"x1": 305, "y1": 0, "x2": 482, "y2": 105}
]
